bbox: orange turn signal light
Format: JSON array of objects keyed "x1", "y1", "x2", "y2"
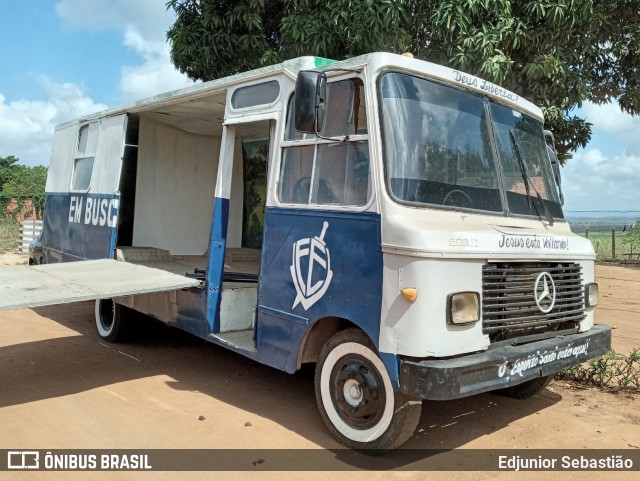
[{"x1": 401, "y1": 287, "x2": 418, "y2": 302}]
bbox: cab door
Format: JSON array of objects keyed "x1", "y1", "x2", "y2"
[{"x1": 206, "y1": 118, "x2": 275, "y2": 342}]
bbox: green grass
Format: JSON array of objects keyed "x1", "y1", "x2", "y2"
[
  {"x1": 0, "y1": 218, "x2": 20, "y2": 252},
  {"x1": 577, "y1": 231, "x2": 640, "y2": 261}
]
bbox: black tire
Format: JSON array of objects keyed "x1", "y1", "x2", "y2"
[
  {"x1": 496, "y1": 375, "x2": 552, "y2": 399},
  {"x1": 95, "y1": 299, "x2": 128, "y2": 342},
  {"x1": 314, "y1": 329, "x2": 422, "y2": 453}
]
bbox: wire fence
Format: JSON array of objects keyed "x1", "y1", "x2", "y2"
[{"x1": 571, "y1": 224, "x2": 640, "y2": 261}]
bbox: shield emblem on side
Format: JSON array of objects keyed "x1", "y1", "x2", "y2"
[{"x1": 290, "y1": 221, "x2": 334, "y2": 311}]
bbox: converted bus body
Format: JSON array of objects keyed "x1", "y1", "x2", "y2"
[{"x1": 36, "y1": 53, "x2": 610, "y2": 450}]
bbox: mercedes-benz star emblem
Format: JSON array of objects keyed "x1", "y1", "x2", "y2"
[{"x1": 534, "y1": 272, "x2": 556, "y2": 313}]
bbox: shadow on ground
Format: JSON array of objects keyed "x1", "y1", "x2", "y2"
[{"x1": 0, "y1": 302, "x2": 563, "y2": 467}]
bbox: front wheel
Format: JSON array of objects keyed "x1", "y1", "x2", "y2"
[
  {"x1": 95, "y1": 299, "x2": 128, "y2": 342},
  {"x1": 314, "y1": 329, "x2": 422, "y2": 453}
]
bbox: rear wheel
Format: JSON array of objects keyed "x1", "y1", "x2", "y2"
[
  {"x1": 95, "y1": 299, "x2": 127, "y2": 342},
  {"x1": 496, "y1": 375, "x2": 552, "y2": 399},
  {"x1": 314, "y1": 329, "x2": 421, "y2": 453}
]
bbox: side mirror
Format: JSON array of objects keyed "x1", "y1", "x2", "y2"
[
  {"x1": 546, "y1": 146, "x2": 560, "y2": 185},
  {"x1": 543, "y1": 130, "x2": 561, "y2": 187},
  {"x1": 544, "y1": 130, "x2": 564, "y2": 205},
  {"x1": 294, "y1": 70, "x2": 327, "y2": 133}
]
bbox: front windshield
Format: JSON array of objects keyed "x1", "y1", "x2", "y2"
[
  {"x1": 379, "y1": 72, "x2": 564, "y2": 219},
  {"x1": 380, "y1": 72, "x2": 502, "y2": 212},
  {"x1": 490, "y1": 103, "x2": 564, "y2": 219}
]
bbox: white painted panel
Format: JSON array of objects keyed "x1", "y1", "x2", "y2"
[
  {"x1": 219, "y1": 283, "x2": 257, "y2": 332},
  {"x1": 46, "y1": 123, "x2": 79, "y2": 193},
  {"x1": 227, "y1": 136, "x2": 244, "y2": 248},
  {"x1": 0, "y1": 259, "x2": 199, "y2": 311},
  {"x1": 379, "y1": 255, "x2": 488, "y2": 357},
  {"x1": 133, "y1": 117, "x2": 220, "y2": 255},
  {"x1": 92, "y1": 114, "x2": 127, "y2": 194}
]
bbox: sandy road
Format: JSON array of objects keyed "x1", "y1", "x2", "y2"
[{"x1": 0, "y1": 255, "x2": 637, "y2": 481}]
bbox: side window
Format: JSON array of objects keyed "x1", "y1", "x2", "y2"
[
  {"x1": 72, "y1": 122, "x2": 98, "y2": 191},
  {"x1": 279, "y1": 78, "x2": 370, "y2": 207},
  {"x1": 279, "y1": 146, "x2": 314, "y2": 203},
  {"x1": 231, "y1": 80, "x2": 280, "y2": 109}
]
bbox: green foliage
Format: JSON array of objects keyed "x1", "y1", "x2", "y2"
[
  {"x1": 2, "y1": 165, "x2": 48, "y2": 198},
  {"x1": 0, "y1": 155, "x2": 48, "y2": 217},
  {"x1": 167, "y1": 0, "x2": 640, "y2": 163},
  {"x1": 0, "y1": 155, "x2": 20, "y2": 192},
  {"x1": 558, "y1": 349, "x2": 640, "y2": 392},
  {"x1": 166, "y1": 0, "x2": 409, "y2": 80}
]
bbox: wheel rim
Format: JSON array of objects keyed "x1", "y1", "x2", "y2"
[
  {"x1": 320, "y1": 341, "x2": 394, "y2": 443},
  {"x1": 330, "y1": 354, "x2": 386, "y2": 430}
]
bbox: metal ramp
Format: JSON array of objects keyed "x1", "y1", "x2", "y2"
[{"x1": 0, "y1": 259, "x2": 200, "y2": 311}]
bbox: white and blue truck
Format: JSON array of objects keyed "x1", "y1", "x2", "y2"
[{"x1": 0, "y1": 53, "x2": 611, "y2": 451}]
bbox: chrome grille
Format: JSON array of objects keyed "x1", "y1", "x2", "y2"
[{"x1": 482, "y1": 262, "x2": 585, "y2": 342}]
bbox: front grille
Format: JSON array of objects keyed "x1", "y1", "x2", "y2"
[{"x1": 482, "y1": 262, "x2": 586, "y2": 342}]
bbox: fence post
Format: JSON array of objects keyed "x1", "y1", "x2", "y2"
[{"x1": 612, "y1": 228, "x2": 616, "y2": 259}]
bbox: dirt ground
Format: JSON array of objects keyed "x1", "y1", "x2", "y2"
[{"x1": 0, "y1": 254, "x2": 638, "y2": 481}]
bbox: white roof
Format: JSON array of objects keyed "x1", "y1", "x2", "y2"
[{"x1": 56, "y1": 52, "x2": 543, "y2": 130}]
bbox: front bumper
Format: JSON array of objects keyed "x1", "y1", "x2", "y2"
[{"x1": 398, "y1": 324, "x2": 612, "y2": 400}]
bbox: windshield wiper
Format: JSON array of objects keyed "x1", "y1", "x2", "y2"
[{"x1": 509, "y1": 130, "x2": 554, "y2": 226}]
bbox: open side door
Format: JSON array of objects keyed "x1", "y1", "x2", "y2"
[
  {"x1": 0, "y1": 259, "x2": 199, "y2": 312},
  {"x1": 43, "y1": 114, "x2": 129, "y2": 263}
]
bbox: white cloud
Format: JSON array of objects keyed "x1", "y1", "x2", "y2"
[
  {"x1": 55, "y1": 0, "x2": 171, "y2": 39},
  {"x1": 56, "y1": 0, "x2": 193, "y2": 101},
  {"x1": 119, "y1": 27, "x2": 194, "y2": 100},
  {"x1": 581, "y1": 101, "x2": 640, "y2": 153},
  {"x1": 562, "y1": 148, "x2": 640, "y2": 212},
  {"x1": 582, "y1": 101, "x2": 640, "y2": 135},
  {"x1": 560, "y1": 101, "x2": 640, "y2": 212},
  {"x1": 0, "y1": 79, "x2": 108, "y2": 166}
]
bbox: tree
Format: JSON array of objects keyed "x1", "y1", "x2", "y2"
[
  {"x1": 2, "y1": 165, "x2": 48, "y2": 197},
  {"x1": 167, "y1": 0, "x2": 640, "y2": 162},
  {"x1": 0, "y1": 155, "x2": 19, "y2": 192},
  {"x1": 1, "y1": 163, "x2": 48, "y2": 214}
]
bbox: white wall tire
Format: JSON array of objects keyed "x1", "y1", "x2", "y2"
[
  {"x1": 95, "y1": 299, "x2": 127, "y2": 342},
  {"x1": 314, "y1": 329, "x2": 422, "y2": 452}
]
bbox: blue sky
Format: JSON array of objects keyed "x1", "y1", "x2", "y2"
[{"x1": 0, "y1": 0, "x2": 638, "y2": 214}]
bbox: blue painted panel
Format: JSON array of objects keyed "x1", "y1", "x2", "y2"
[
  {"x1": 173, "y1": 289, "x2": 209, "y2": 337},
  {"x1": 256, "y1": 307, "x2": 310, "y2": 373},
  {"x1": 206, "y1": 197, "x2": 229, "y2": 333},
  {"x1": 123, "y1": 288, "x2": 209, "y2": 338},
  {"x1": 256, "y1": 207, "x2": 385, "y2": 373},
  {"x1": 42, "y1": 192, "x2": 119, "y2": 262},
  {"x1": 380, "y1": 352, "x2": 400, "y2": 390}
]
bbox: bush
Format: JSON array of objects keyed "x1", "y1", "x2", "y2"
[{"x1": 556, "y1": 349, "x2": 640, "y2": 391}]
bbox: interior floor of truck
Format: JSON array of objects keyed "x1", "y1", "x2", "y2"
[
  {"x1": 116, "y1": 246, "x2": 261, "y2": 335},
  {"x1": 116, "y1": 246, "x2": 261, "y2": 277}
]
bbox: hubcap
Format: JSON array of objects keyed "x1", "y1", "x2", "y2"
[
  {"x1": 330, "y1": 354, "x2": 386, "y2": 430},
  {"x1": 343, "y1": 379, "x2": 363, "y2": 406}
]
